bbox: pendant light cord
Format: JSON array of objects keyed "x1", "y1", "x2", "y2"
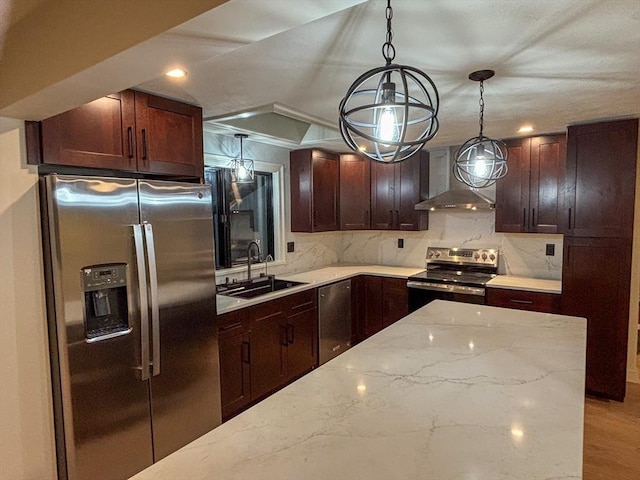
[
  {"x1": 382, "y1": 0, "x2": 395, "y2": 65},
  {"x1": 478, "y1": 80, "x2": 485, "y2": 137}
]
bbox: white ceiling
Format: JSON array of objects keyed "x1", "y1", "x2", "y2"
[{"x1": 4, "y1": 0, "x2": 640, "y2": 150}]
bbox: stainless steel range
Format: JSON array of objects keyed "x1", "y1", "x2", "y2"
[{"x1": 407, "y1": 247, "x2": 499, "y2": 311}]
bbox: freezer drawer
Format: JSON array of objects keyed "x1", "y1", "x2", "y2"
[{"x1": 318, "y1": 280, "x2": 352, "y2": 365}]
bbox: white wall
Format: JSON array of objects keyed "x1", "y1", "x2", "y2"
[{"x1": 0, "y1": 118, "x2": 57, "y2": 479}]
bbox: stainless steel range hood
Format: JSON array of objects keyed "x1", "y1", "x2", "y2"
[
  {"x1": 415, "y1": 188, "x2": 495, "y2": 210},
  {"x1": 415, "y1": 147, "x2": 496, "y2": 211}
]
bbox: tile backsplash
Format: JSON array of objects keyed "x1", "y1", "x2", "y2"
[
  {"x1": 341, "y1": 211, "x2": 563, "y2": 279},
  {"x1": 218, "y1": 212, "x2": 563, "y2": 283}
]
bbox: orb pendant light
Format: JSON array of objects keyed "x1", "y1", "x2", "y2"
[
  {"x1": 338, "y1": 0, "x2": 439, "y2": 163},
  {"x1": 453, "y1": 70, "x2": 508, "y2": 188},
  {"x1": 232, "y1": 133, "x2": 254, "y2": 184}
]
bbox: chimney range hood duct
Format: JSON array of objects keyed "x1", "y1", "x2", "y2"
[{"x1": 414, "y1": 147, "x2": 496, "y2": 211}]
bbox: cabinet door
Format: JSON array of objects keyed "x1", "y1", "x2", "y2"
[
  {"x1": 563, "y1": 119, "x2": 638, "y2": 238},
  {"x1": 382, "y1": 277, "x2": 409, "y2": 327},
  {"x1": 286, "y1": 307, "x2": 318, "y2": 381},
  {"x1": 562, "y1": 237, "x2": 632, "y2": 401},
  {"x1": 370, "y1": 162, "x2": 396, "y2": 229},
  {"x1": 351, "y1": 276, "x2": 367, "y2": 343},
  {"x1": 41, "y1": 91, "x2": 137, "y2": 171},
  {"x1": 134, "y1": 91, "x2": 204, "y2": 178},
  {"x1": 250, "y1": 308, "x2": 287, "y2": 401},
  {"x1": 218, "y1": 325, "x2": 251, "y2": 420},
  {"x1": 363, "y1": 276, "x2": 384, "y2": 337},
  {"x1": 290, "y1": 149, "x2": 339, "y2": 232},
  {"x1": 495, "y1": 138, "x2": 531, "y2": 233},
  {"x1": 395, "y1": 150, "x2": 429, "y2": 230},
  {"x1": 340, "y1": 154, "x2": 370, "y2": 230},
  {"x1": 312, "y1": 152, "x2": 340, "y2": 231},
  {"x1": 529, "y1": 134, "x2": 566, "y2": 233}
]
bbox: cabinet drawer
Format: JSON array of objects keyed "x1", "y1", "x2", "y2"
[
  {"x1": 286, "y1": 288, "x2": 317, "y2": 312},
  {"x1": 487, "y1": 287, "x2": 560, "y2": 314},
  {"x1": 217, "y1": 310, "x2": 248, "y2": 339}
]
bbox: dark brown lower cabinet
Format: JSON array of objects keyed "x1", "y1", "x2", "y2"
[
  {"x1": 250, "y1": 307, "x2": 288, "y2": 401},
  {"x1": 218, "y1": 289, "x2": 318, "y2": 420},
  {"x1": 561, "y1": 237, "x2": 632, "y2": 401},
  {"x1": 353, "y1": 276, "x2": 408, "y2": 343},
  {"x1": 486, "y1": 288, "x2": 561, "y2": 314},
  {"x1": 382, "y1": 277, "x2": 409, "y2": 327},
  {"x1": 218, "y1": 315, "x2": 251, "y2": 419}
]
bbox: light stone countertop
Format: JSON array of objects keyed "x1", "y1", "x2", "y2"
[
  {"x1": 216, "y1": 264, "x2": 425, "y2": 314},
  {"x1": 132, "y1": 300, "x2": 586, "y2": 480},
  {"x1": 487, "y1": 275, "x2": 562, "y2": 294}
]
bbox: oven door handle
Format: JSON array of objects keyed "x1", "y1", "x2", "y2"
[{"x1": 407, "y1": 281, "x2": 485, "y2": 296}]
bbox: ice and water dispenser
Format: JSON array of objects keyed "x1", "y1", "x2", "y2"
[{"x1": 82, "y1": 264, "x2": 131, "y2": 341}]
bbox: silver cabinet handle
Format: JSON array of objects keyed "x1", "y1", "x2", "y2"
[
  {"x1": 144, "y1": 223, "x2": 160, "y2": 377},
  {"x1": 133, "y1": 225, "x2": 150, "y2": 381},
  {"x1": 510, "y1": 299, "x2": 533, "y2": 305}
]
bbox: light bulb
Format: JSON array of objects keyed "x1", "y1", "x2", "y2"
[
  {"x1": 473, "y1": 157, "x2": 488, "y2": 177},
  {"x1": 237, "y1": 163, "x2": 248, "y2": 180},
  {"x1": 377, "y1": 106, "x2": 399, "y2": 143}
]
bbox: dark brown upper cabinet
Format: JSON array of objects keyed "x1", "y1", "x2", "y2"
[
  {"x1": 290, "y1": 149, "x2": 340, "y2": 232},
  {"x1": 561, "y1": 118, "x2": 638, "y2": 238},
  {"x1": 339, "y1": 153, "x2": 371, "y2": 230},
  {"x1": 34, "y1": 90, "x2": 204, "y2": 178},
  {"x1": 370, "y1": 150, "x2": 429, "y2": 231},
  {"x1": 495, "y1": 134, "x2": 566, "y2": 233}
]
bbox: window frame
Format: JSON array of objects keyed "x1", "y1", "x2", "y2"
[{"x1": 204, "y1": 153, "x2": 286, "y2": 277}]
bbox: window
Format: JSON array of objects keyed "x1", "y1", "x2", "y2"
[{"x1": 203, "y1": 157, "x2": 284, "y2": 272}]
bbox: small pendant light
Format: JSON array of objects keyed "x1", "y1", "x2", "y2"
[
  {"x1": 232, "y1": 133, "x2": 254, "y2": 184},
  {"x1": 453, "y1": 70, "x2": 508, "y2": 188},
  {"x1": 338, "y1": 0, "x2": 439, "y2": 163}
]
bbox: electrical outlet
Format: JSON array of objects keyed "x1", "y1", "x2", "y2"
[
  {"x1": 545, "y1": 243, "x2": 555, "y2": 256},
  {"x1": 397, "y1": 238, "x2": 404, "y2": 248},
  {"x1": 287, "y1": 241, "x2": 295, "y2": 253}
]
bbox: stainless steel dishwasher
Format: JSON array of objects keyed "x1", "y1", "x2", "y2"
[{"x1": 318, "y1": 279, "x2": 352, "y2": 365}]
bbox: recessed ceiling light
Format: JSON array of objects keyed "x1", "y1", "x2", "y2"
[
  {"x1": 518, "y1": 125, "x2": 534, "y2": 133},
  {"x1": 165, "y1": 68, "x2": 187, "y2": 78}
]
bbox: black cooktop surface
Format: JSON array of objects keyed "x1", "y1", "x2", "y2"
[{"x1": 408, "y1": 268, "x2": 496, "y2": 287}]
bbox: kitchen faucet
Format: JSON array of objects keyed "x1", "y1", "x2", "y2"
[{"x1": 246, "y1": 241, "x2": 261, "y2": 282}]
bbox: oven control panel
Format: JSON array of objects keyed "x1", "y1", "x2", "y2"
[{"x1": 426, "y1": 247, "x2": 499, "y2": 267}]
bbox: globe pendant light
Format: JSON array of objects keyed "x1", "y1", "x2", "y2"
[
  {"x1": 232, "y1": 133, "x2": 254, "y2": 184},
  {"x1": 338, "y1": 0, "x2": 439, "y2": 163},
  {"x1": 453, "y1": 70, "x2": 508, "y2": 188}
]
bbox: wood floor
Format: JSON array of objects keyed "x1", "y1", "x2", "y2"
[{"x1": 583, "y1": 355, "x2": 640, "y2": 479}]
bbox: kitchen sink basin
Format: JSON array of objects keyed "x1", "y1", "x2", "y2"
[{"x1": 217, "y1": 276, "x2": 307, "y2": 299}]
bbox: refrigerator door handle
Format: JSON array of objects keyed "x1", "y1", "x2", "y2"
[
  {"x1": 144, "y1": 223, "x2": 161, "y2": 377},
  {"x1": 133, "y1": 224, "x2": 151, "y2": 381}
]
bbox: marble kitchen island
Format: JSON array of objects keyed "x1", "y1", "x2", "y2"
[{"x1": 131, "y1": 300, "x2": 587, "y2": 480}]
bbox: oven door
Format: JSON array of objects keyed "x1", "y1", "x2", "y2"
[{"x1": 407, "y1": 281, "x2": 486, "y2": 312}]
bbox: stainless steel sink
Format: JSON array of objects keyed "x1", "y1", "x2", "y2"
[{"x1": 217, "y1": 276, "x2": 307, "y2": 299}]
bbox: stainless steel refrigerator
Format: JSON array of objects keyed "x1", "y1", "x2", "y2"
[{"x1": 41, "y1": 174, "x2": 222, "y2": 480}]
